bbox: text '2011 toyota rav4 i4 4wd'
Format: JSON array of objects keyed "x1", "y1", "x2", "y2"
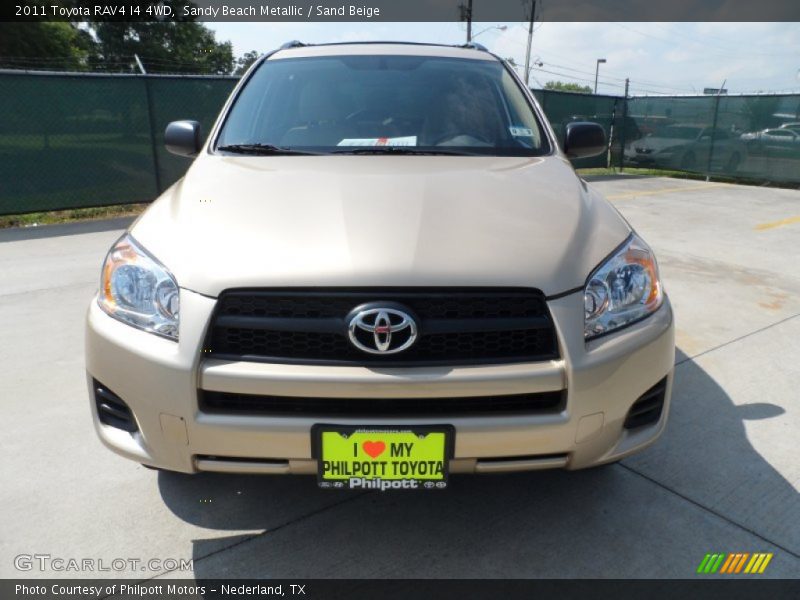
[{"x1": 86, "y1": 42, "x2": 674, "y2": 491}]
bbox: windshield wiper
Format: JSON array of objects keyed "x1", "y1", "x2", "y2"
[
  {"x1": 332, "y1": 147, "x2": 479, "y2": 156},
  {"x1": 217, "y1": 143, "x2": 322, "y2": 156}
]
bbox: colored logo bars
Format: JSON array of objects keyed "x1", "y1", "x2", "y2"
[{"x1": 697, "y1": 552, "x2": 773, "y2": 574}]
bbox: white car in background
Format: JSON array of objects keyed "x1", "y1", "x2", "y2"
[
  {"x1": 627, "y1": 124, "x2": 744, "y2": 172},
  {"x1": 740, "y1": 127, "x2": 800, "y2": 157}
]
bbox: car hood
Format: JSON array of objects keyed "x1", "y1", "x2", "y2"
[{"x1": 130, "y1": 154, "x2": 631, "y2": 297}]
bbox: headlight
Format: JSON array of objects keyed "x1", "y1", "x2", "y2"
[
  {"x1": 98, "y1": 234, "x2": 179, "y2": 340},
  {"x1": 584, "y1": 233, "x2": 663, "y2": 340}
]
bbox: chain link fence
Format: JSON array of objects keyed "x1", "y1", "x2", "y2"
[
  {"x1": 624, "y1": 94, "x2": 800, "y2": 182},
  {"x1": 536, "y1": 88, "x2": 800, "y2": 183},
  {"x1": 1, "y1": 71, "x2": 799, "y2": 216},
  {"x1": 0, "y1": 71, "x2": 237, "y2": 215},
  {"x1": 531, "y1": 89, "x2": 625, "y2": 169}
]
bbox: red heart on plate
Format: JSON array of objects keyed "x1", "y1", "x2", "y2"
[{"x1": 362, "y1": 440, "x2": 386, "y2": 459}]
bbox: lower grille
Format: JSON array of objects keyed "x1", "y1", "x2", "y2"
[
  {"x1": 206, "y1": 289, "x2": 559, "y2": 366},
  {"x1": 199, "y1": 390, "x2": 565, "y2": 417},
  {"x1": 93, "y1": 380, "x2": 138, "y2": 433},
  {"x1": 624, "y1": 378, "x2": 667, "y2": 429}
]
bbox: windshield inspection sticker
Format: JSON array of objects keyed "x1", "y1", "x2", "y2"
[
  {"x1": 337, "y1": 136, "x2": 417, "y2": 147},
  {"x1": 509, "y1": 126, "x2": 534, "y2": 137}
]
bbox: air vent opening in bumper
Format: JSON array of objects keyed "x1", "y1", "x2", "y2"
[
  {"x1": 199, "y1": 389, "x2": 566, "y2": 417},
  {"x1": 623, "y1": 378, "x2": 667, "y2": 430},
  {"x1": 93, "y1": 380, "x2": 138, "y2": 433}
]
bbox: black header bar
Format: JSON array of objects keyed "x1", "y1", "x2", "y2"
[
  {"x1": 5, "y1": 0, "x2": 800, "y2": 22},
  {"x1": 3, "y1": 579, "x2": 800, "y2": 600}
]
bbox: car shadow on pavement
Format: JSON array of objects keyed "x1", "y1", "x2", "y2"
[{"x1": 157, "y1": 347, "x2": 798, "y2": 578}]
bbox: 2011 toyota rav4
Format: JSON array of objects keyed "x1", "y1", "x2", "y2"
[{"x1": 86, "y1": 42, "x2": 674, "y2": 490}]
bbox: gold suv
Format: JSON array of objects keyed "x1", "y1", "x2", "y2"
[{"x1": 85, "y1": 42, "x2": 674, "y2": 490}]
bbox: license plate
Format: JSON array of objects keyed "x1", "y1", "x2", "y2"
[{"x1": 312, "y1": 425, "x2": 453, "y2": 491}]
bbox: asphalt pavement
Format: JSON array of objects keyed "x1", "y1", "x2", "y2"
[{"x1": 1, "y1": 176, "x2": 798, "y2": 579}]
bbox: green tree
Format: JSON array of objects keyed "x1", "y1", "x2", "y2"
[
  {"x1": 234, "y1": 50, "x2": 261, "y2": 76},
  {"x1": 544, "y1": 81, "x2": 592, "y2": 94},
  {"x1": 0, "y1": 22, "x2": 94, "y2": 70},
  {"x1": 87, "y1": 20, "x2": 234, "y2": 74}
]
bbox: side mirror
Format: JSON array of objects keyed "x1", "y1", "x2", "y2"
[
  {"x1": 563, "y1": 122, "x2": 606, "y2": 159},
  {"x1": 165, "y1": 120, "x2": 202, "y2": 157}
]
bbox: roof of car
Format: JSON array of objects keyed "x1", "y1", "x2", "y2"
[{"x1": 267, "y1": 41, "x2": 497, "y2": 62}]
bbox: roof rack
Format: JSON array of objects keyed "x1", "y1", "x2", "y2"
[
  {"x1": 461, "y1": 42, "x2": 489, "y2": 52},
  {"x1": 276, "y1": 40, "x2": 491, "y2": 52}
]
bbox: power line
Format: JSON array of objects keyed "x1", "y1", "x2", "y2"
[
  {"x1": 648, "y1": 22, "x2": 800, "y2": 58},
  {"x1": 514, "y1": 23, "x2": 700, "y2": 88},
  {"x1": 537, "y1": 55, "x2": 696, "y2": 92},
  {"x1": 530, "y1": 65, "x2": 683, "y2": 96},
  {"x1": 500, "y1": 25, "x2": 697, "y2": 94},
  {"x1": 612, "y1": 22, "x2": 800, "y2": 59},
  {"x1": 520, "y1": 22, "x2": 800, "y2": 92},
  {"x1": 531, "y1": 66, "x2": 625, "y2": 89},
  {"x1": 536, "y1": 60, "x2": 694, "y2": 93}
]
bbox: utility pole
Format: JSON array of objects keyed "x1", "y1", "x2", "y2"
[
  {"x1": 523, "y1": 0, "x2": 536, "y2": 86},
  {"x1": 464, "y1": 0, "x2": 473, "y2": 42},
  {"x1": 618, "y1": 78, "x2": 630, "y2": 172}
]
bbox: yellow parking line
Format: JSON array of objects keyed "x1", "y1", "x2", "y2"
[
  {"x1": 606, "y1": 183, "x2": 726, "y2": 200},
  {"x1": 755, "y1": 215, "x2": 800, "y2": 231}
]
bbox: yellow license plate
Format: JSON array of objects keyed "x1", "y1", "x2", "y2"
[{"x1": 313, "y1": 425, "x2": 453, "y2": 490}]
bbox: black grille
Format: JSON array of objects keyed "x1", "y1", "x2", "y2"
[
  {"x1": 205, "y1": 289, "x2": 559, "y2": 366},
  {"x1": 200, "y1": 390, "x2": 565, "y2": 416},
  {"x1": 624, "y1": 378, "x2": 667, "y2": 430},
  {"x1": 93, "y1": 380, "x2": 138, "y2": 433},
  {"x1": 217, "y1": 293, "x2": 549, "y2": 320}
]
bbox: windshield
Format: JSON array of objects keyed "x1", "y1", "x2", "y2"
[{"x1": 215, "y1": 54, "x2": 549, "y2": 156}]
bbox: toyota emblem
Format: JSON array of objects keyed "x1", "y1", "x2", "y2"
[{"x1": 347, "y1": 305, "x2": 418, "y2": 355}]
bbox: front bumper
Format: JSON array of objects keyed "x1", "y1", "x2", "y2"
[{"x1": 85, "y1": 288, "x2": 675, "y2": 474}]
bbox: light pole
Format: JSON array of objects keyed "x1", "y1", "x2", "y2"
[
  {"x1": 594, "y1": 58, "x2": 607, "y2": 94},
  {"x1": 471, "y1": 24, "x2": 508, "y2": 40},
  {"x1": 523, "y1": 0, "x2": 536, "y2": 86}
]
